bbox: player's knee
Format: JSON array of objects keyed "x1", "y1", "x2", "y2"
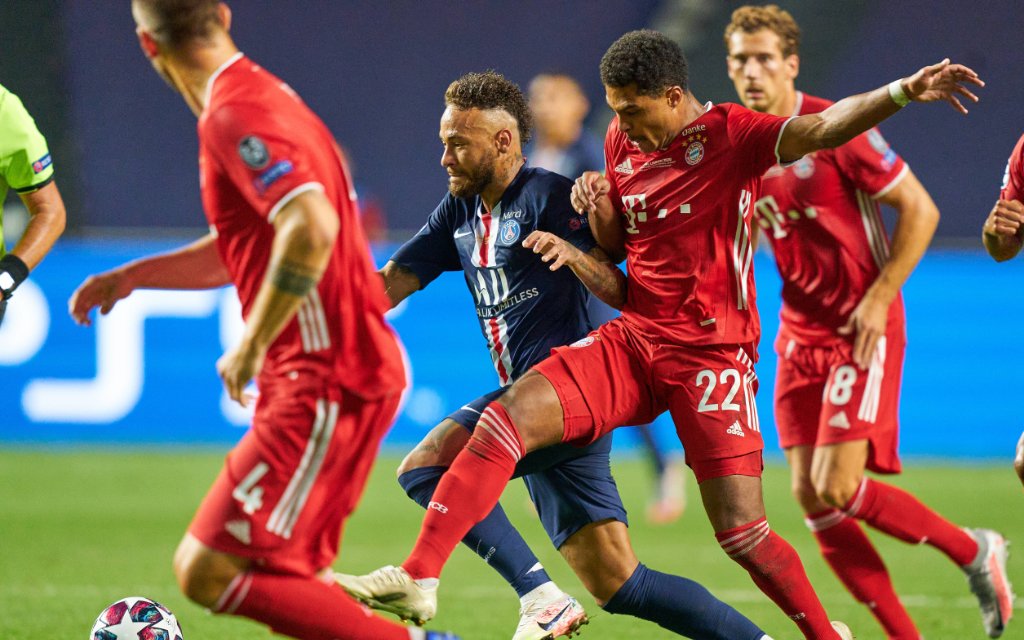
[
  {"x1": 397, "y1": 420, "x2": 467, "y2": 477},
  {"x1": 814, "y1": 472, "x2": 860, "y2": 509},
  {"x1": 790, "y1": 476, "x2": 822, "y2": 512}
]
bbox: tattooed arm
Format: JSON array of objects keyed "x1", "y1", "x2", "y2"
[
  {"x1": 523, "y1": 231, "x2": 627, "y2": 309},
  {"x1": 218, "y1": 189, "x2": 340, "y2": 404}
]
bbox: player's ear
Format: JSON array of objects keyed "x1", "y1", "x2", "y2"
[
  {"x1": 137, "y1": 27, "x2": 160, "y2": 60},
  {"x1": 785, "y1": 53, "x2": 800, "y2": 80},
  {"x1": 665, "y1": 86, "x2": 684, "y2": 109},
  {"x1": 495, "y1": 128, "x2": 513, "y2": 153},
  {"x1": 218, "y1": 2, "x2": 232, "y2": 32}
]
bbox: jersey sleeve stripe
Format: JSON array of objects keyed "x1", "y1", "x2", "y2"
[
  {"x1": 870, "y1": 163, "x2": 909, "y2": 200},
  {"x1": 856, "y1": 190, "x2": 889, "y2": 268},
  {"x1": 12, "y1": 173, "x2": 55, "y2": 194},
  {"x1": 267, "y1": 181, "x2": 326, "y2": 223},
  {"x1": 773, "y1": 116, "x2": 799, "y2": 166}
]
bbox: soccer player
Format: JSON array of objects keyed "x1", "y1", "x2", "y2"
[
  {"x1": 349, "y1": 28, "x2": 983, "y2": 640},
  {"x1": 724, "y1": 6, "x2": 1013, "y2": 638},
  {"x1": 0, "y1": 82, "x2": 66, "y2": 327},
  {"x1": 983, "y1": 131, "x2": 1024, "y2": 262},
  {"x1": 983, "y1": 132, "x2": 1024, "y2": 490},
  {"x1": 69, "y1": 2, "x2": 456, "y2": 639},
  {"x1": 341, "y1": 70, "x2": 772, "y2": 640},
  {"x1": 527, "y1": 72, "x2": 688, "y2": 525}
]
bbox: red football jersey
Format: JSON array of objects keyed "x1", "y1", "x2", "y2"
[
  {"x1": 605, "y1": 103, "x2": 790, "y2": 346},
  {"x1": 757, "y1": 92, "x2": 908, "y2": 346},
  {"x1": 1000, "y1": 131, "x2": 1024, "y2": 202},
  {"x1": 198, "y1": 54, "x2": 404, "y2": 398}
]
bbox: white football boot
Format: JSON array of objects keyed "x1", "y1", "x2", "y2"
[
  {"x1": 831, "y1": 621, "x2": 854, "y2": 639},
  {"x1": 335, "y1": 565, "x2": 438, "y2": 625},
  {"x1": 513, "y1": 586, "x2": 588, "y2": 640},
  {"x1": 963, "y1": 528, "x2": 1015, "y2": 638}
]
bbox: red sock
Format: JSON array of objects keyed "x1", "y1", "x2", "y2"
[
  {"x1": 844, "y1": 478, "x2": 978, "y2": 566},
  {"x1": 807, "y1": 509, "x2": 919, "y2": 639},
  {"x1": 403, "y1": 402, "x2": 522, "y2": 580},
  {"x1": 717, "y1": 518, "x2": 840, "y2": 640},
  {"x1": 216, "y1": 570, "x2": 411, "y2": 640}
]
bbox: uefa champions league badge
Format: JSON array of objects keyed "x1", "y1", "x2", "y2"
[
  {"x1": 238, "y1": 135, "x2": 270, "y2": 169},
  {"x1": 499, "y1": 219, "x2": 521, "y2": 245},
  {"x1": 570, "y1": 336, "x2": 595, "y2": 348},
  {"x1": 867, "y1": 129, "x2": 890, "y2": 154}
]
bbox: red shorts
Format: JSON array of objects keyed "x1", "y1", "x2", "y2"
[
  {"x1": 533, "y1": 317, "x2": 764, "y2": 483},
  {"x1": 774, "y1": 329, "x2": 905, "y2": 474},
  {"x1": 189, "y1": 373, "x2": 400, "y2": 576}
]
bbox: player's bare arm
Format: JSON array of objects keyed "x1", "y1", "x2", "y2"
[
  {"x1": 11, "y1": 182, "x2": 66, "y2": 270},
  {"x1": 378, "y1": 261, "x2": 422, "y2": 308},
  {"x1": 842, "y1": 169, "x2": 939, "y2": 368},
  {"x1": 778, "y1": 60, "x2": 983, "y2": 163},
  {"x1": 523, "y1": 230, "x2": 627, "y2": 309},
  {"x1": 571, "y1": 171, "x2": 626, "y2": 261},
  {"x1": 982, "y1": 199, "x2": 1024, "y2": 262},
  {"x1": 69, "y1": 233, "x2": 230, "y2": 326},
  {"x1": 217, "y1": 189, "x2": 339, "y2": 405}
]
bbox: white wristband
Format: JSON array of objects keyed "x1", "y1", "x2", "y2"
[{"x1": 888, "y1": 79, "x2": 911, "y2": 107}]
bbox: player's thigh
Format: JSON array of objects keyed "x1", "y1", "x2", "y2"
[
  {"x1": 658, "y1": 344, "x2": 764, "y2": 482},
  {"x1": 520, "y1": 434, "x2": 627, "y2": 548},
  {"x1": 188, "y1": 381, "x2": 398, "y2": 576},
  {"x1": 531, "y1": 319, "x2": 661, "y2": 447},
  {"x1": 398, "y1": 385, "x2": 502, "y2": 476},
  {"x1": 559, "y1": 519, "x2": 638, "y2": 604},
  {"x1": 818, "y1": 334, "x2": 904, "y2": 474}
]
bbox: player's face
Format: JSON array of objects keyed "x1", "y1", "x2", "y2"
[
  {"x1": 439, "y1": 107, "x2": 499, "y2": 198},
  {"x1": 605, "y1": 84, "x2": 680, "y2": 153},
  {"x1": 726, "y1": 29, "x2": 798, "y2": 114},
  {"x1": 529, "y1": 76, "x2": 588, "y2": 146}
]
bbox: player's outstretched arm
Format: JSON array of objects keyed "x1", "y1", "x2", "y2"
[
  {"x1": 841, "y1": 169, "x2": 938, "y2": 368},
  {"x1": 68, "y1": 233, "x2": 230, "y2": 326},
  {"x1": 378, "y1": 261, "x2": 422, "y2": 308},
  {"x1": 217, "y1": 189, "x2": 339, "y2": 406},
  {"x1": 778, "y1": 59, "x2": 983, "y2": 163},
  {"x1": 572, "y1": 171, "x2": 625, "y2": 262},
  {"x1": 982, "y1": 199, "x2": 1024, "y2": 262},
  {"x1": 523, "y1": 230, "x2": 627, "y2": 309},
  {"x1": 0, "y1": 182, "x2": 67, "y2": 323}
]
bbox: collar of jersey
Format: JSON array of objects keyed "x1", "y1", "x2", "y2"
[
  {"x1": 202, "y1": 51, "x2": 246, "y2": 113},
  {"x1": 475, "y1": 162, "x2": 530, "y2": 217}
]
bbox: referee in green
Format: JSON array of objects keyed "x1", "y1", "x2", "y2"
[{"x1": 0, "y1": 82, "x2": 66, "y2": 326}]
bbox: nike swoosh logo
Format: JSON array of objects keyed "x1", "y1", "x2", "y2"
[
  {"x1": 539, "y1": 604, "x2": 571, "y2": 631},
  {"x1": 453, "y1": 229, "x2": 474, "y2": 239}
]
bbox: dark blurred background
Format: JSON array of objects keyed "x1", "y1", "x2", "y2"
[{"x1": 2, "y1": 0, "x2": 1020, "y2": 240}]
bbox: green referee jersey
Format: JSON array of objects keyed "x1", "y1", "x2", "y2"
[{"x1": 0, "y1": 83, "x2": 55, "y2": 256}]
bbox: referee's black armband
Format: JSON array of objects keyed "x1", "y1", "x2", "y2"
[{"x1": 0, "y1": 254, "x2": 29, "y2": 300}]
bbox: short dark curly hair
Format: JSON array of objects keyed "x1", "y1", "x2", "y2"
[
  {"x1": 600, "y1": 30, "x2": 689, "y2": 97},
  {"x1": 445, "y1": 71, "x2": 533, "y2": 144}
]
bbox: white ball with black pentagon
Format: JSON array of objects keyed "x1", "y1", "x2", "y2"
[{"x1": 90, "y1": 596, "x2": 183, "y2": 640}]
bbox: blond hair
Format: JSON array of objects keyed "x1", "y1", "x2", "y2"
[{"x1": 724, "y1": 5, "x2": 801, "y2": 57}]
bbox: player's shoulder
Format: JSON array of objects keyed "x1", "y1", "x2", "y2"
[
  {"x1": 518, "y1": 167, "x2": 573, "y2": 210},
  {"x1": 796, "y1": 92, "x2": 833, "y2": 116}
]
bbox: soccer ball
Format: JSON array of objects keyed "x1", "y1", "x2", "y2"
[{"x1": 90, "y1": 597, "x2": 183, "y2": 640}]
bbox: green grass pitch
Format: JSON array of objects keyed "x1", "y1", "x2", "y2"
[{"x1": 1, "y1": 449, "x2": 1021, "y2": 639}]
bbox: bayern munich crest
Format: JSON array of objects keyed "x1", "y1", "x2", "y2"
[
  {"x1": 685, "y1": 141, "x2": 704, "y2": 166},
  {"x1": 793, "y1": 156, "x2": 815, "y2": 179},
  {"x1": 499, "y1": 219, "x2": 521, "y2": 245}
]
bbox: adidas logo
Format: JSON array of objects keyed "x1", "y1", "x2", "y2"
[
  {"x1": 726, "y1": 422, "x2": 745, "y2": 437},
  {"x1": 614, "y1": 158, "x2": 633, "y2": 175},
  {"x1": 828, "y1": 411, "x2": 851, "y2": 429},
  {"x1": 225, "y1": 519, "x2": 251, "y2": 545}
]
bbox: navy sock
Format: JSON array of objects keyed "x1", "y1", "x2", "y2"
[
  {"x1": 602, "y1": 563, "x2": 764, "y2": 640},
  {"x1": 398, "y1": 466, "x2": 551, "y2": 597}
]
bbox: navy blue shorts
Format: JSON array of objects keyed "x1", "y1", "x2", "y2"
[{"x1": 447, "y1": 388, "x2": 628, "y2": 548}]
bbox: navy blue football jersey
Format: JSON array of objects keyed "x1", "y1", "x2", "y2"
[{"x1": 392, "y1": 166, "x2": 597, "y2": 385}]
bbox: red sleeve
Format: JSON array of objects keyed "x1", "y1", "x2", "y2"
[
  {"x1": 724, "y1": 104, "x2": 791, "y2": 177},
  {"x1": 604, "y1": 118, "x2": 622, "y2": 212},
  {"x1": 201, "y1": 102, "x2": 325, "y2": 221},
  {"x1": 833, "y1": 127, "x2": 908, "y2": 199},
  {"x1": 1000, "y1": 133, "x2": 1024, "y2": 202}
]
